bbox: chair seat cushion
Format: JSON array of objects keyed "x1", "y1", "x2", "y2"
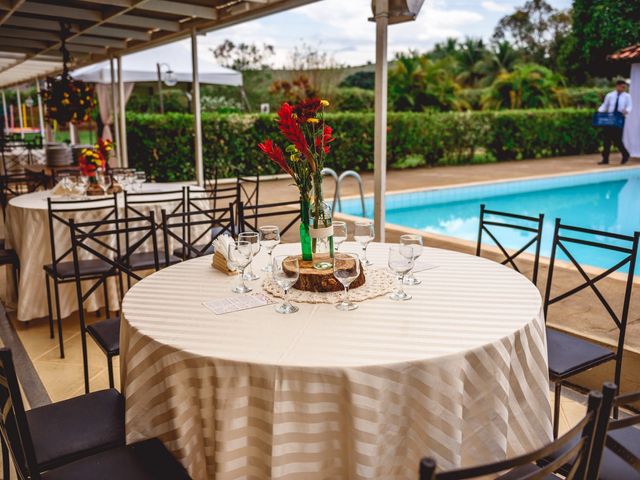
[
  {"x1": 87, "y1": 317, "x2": 120, "y2": 355},
  {"x1": 547, "y1": 328, "x2": 615, "y2": 378},
  {"x1": 27, "y1": 389, "x2": 124, "y2": 469},
  {"x1": 172, "y1": 244, "x2": 215, "y2": 259},
  {"x1": 128, "y1": 251, "x2": 180, "y2": 270},
  {"x1": 44, "y1": 259, "x2": 112, "y2": 279},
  {"x1": 41, "y1": 438, "x2": 191, "y2": 480},
  {"x1": 599, "y1": 426, "x2": 640, "y2": 480}
]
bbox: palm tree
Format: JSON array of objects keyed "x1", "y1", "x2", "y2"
[
  {"x1": 482, "y1": 63, "x2": 567, "y2": 110},
  {"x1": 477, "y1": 41, "x2": 521, "y2": 87},
  {"x1": 455, "y1": 37, "x2": 488, "y2": 88}
]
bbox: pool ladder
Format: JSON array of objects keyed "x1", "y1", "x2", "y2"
[{"x1": 321, "y1": 168, "x2": 366, "y2": 217}]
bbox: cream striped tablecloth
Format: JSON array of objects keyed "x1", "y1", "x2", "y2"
[{"x1": 121, "y1": 243, "x2": 552, "y2": 480}]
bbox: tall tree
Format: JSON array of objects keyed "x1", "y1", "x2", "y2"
[
  {"x1": 477, "y1": 41, "x2": 521, "y2": 87},
  {"x1": 211, "y1": 40, "x2": 275, "y2": 71},
  {"x1": 455, "y1": 37, "x2": 489, "y2": 87}
]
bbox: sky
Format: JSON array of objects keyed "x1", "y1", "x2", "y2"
[{"x1": 185, "y1": 0, "x2": 573, "y2": 68}]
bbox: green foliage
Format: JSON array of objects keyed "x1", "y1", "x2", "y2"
[
  {"x1": 561, "y1": 0, "x2": 640, "y2": 82},
  {"x1": 126, "y1": 109, "x2": 600, "y2": 181},
  {"x1": 564, "y1": 87, "x2": 609, "y2": 109},
  {"x1": 331, "y1": 88, "x2": 374, "y2": 112},
  {"x1": 127, "y1": 89, "x2": 188, "y2": 113},
  {"x1": 200, "y1": 96, "x2": 242, "y2": 113},
  {"x1": 482, "y1": 64, "x2": 567, "y2": 110},
  {"x1": 338, "y1": 71, "x2": 374, "y2": 90}
]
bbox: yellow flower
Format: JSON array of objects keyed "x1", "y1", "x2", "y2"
[
  {"x1": 290, "y1": 153, "x2": 300, "y2": 162},
  {"x1": 320, "y1": 100, "x2": 330, "y2": 107},
  {"x1": 307, "y1": 118, "x2": 319, "y2": 124}
]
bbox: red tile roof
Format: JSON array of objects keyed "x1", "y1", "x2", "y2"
[{"x1": 609, "y1": 44, "x2": 640, "y2": 62}]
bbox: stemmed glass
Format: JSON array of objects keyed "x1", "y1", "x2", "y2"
[
  {"x1": 388, "y1": 244, "x2": 415, "y2": 301},
  {"x1": 134, "y1": 171, "x2": 146, "y2": 192},
  {"x1": 96, "y1": 170, "x2": 110, "y2": 196},
  {"x1": 57, "y1": 173, "x2": 72, "y2": 197},
  {"x1": 400, "y1": 234, "x2": 423, "y2": 285},
  {"x1": 333, "y1": 221, "x2": 347, "y2": 251},
  {"x1": 354, "y1": 221, "x2": 375, "y2": 266},
  {"x1": 273, "y1": 255, "x2": 299, "y2": 314},
  {"x1": 333, "y1": 253, "x2": 360, "y2": 311},
  {"x1": 227, "y1": 240, "x2": 253, "y2": 293},
  {"x1": 75, "y1": 176, "x2": 89, "y2": 198},
  {"x1": 238, "y1": 232, "x2": 261, "y2": 280},
  {"x1": 258, "y1": 225, "x2": 280, "y2": 272}
]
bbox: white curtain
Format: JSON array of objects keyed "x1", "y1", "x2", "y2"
[
  {"x1": 623, "y1": 63, "x2": 640, "y2": 158},
  {"x1": 96, "y1": 82, "x2": 134, "y2": 141}
]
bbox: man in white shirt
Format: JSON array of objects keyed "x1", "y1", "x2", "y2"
[{"x1": 598, "y1": 80, "x2": 632, "y2": 165}]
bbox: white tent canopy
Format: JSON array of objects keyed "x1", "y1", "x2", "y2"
[{"x1": 71, "y1": 42, "x2": 242, "y2": 87}]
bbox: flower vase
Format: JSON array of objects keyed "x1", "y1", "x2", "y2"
[
  {"x1": 309, "y1": 198, "x2": 334, "y2": 271},
  {"x1": 86, "y1": 178, "x2": 103, "y2": 196},
  {"x1": 300, "y1": 196, "x2": 313, "y2": 262}
]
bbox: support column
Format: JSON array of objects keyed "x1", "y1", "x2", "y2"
[
  {"x1": 191, "y1": 27, "x2": 204, "y2": 186},
  {"x1": 373, "y1": 0, "x2": 389, "y2": 242},
  {"x1": 16, "y1": 87, "x2": 24, "y2": 138},
  {"x1": 117, "y1": 55, "x2": 128, "y2": 168},
  {"x1": 35, "y1": 77, "x2": 45, "y2": 140},
  {"x1": 1, "y1": 91, "x2": 7, "y2": 131},
  {"x1": 110, "y1": 55, "x2": 122, "y2": 165}
]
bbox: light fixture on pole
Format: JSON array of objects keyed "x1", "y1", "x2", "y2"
[
  {"x1": 369, "y1": 0, "x2": 425, "y2": 242},
  {"x1": 156, "y1": 62, "x2": 177, "y2": 114}
]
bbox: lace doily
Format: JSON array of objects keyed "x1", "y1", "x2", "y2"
[{"x1": 262, "y1": 267, "x2": 396, "y2": 304}]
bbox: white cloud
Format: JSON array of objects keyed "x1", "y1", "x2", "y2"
[{"x1": 481, "y1": 1, "x2": 513, "y2": 13}]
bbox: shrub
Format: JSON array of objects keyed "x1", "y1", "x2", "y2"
[
  {"x1": 564, "y1": 87, "x2": 609, "y2": 109},
  {"x1": 331, "y1": 88, "x2": 375, "y2": 112},
  {"x1": 126, "y1": 109, "x2": 601, "y2": 181}
]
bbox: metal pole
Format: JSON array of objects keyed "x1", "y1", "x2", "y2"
[
  {"x1": 35, "y1": 77, "x2": 45, "y2": 140},
  {"x1": 16, "y1": 87, "x2": 24, "y2": 138},
  {"x1": 373, "y1": 0, "x2": 389, "y2": 242},
  {"x1": 156, "y1": 62, "x2": 164, "y2": 114},
  {"x1": 69, "y1": 122, "x2": 77, "y2": 144},
  {"x1": 110, "y1": 55, "x2": 122, "y2": 163},
  {"x1": 191, "y1": 27, "x2": 204, "y2": 186},
  {"x1": 117, "y1": 55, "x2": 128, "y2": 168},
  {"x1": 1, "y1": 91, "x2": 7, "y2": 131}
]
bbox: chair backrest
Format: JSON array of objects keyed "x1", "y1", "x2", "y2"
[
  {"x1": 68, "y1": 212, "x2": 160, "y2": 312},
  {"x1": 476, "y1": 204, "x2": 544, "y2": 285},
  {"x1": 543, "y1": 220, "x2": 640, "y2": 388},
  {"x1": 186, "y1": 184, "x2": 238, "y2": 214},
  {"x1": 162, "y1": 204, "x2": 235, "y2": 261},
  {"x1": 419, "y1": 390, "x2": 605, "y2": 480},
  {"x1": 47, "y1": 195, "x2": 119, "y2": 275},
  {"x1": 237, "y1": 199, "x2": 301, "y2": 235},
  {"x1": 0, "y1": 348, "x2": 41, "y2": 480}
]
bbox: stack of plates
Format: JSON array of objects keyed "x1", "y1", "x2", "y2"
[{"x1": 45, "y1": 144, "x2": 73, "y2": 166}]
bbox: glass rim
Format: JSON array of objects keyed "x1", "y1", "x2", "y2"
[{"x1": 258, "y1": 225, "x2": 279, "y2": 231}]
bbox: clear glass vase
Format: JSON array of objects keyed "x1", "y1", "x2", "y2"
[{"x1": 310, "y1": 199, "x2": 334, "y2": 270}]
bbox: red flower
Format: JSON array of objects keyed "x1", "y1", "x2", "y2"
[
  {"x1": 258, "y1": 139, "x2": 292, "y2": 175},
  {"x1": 293, "y1": 98, "x2": 322, "y2": 122},
  {"x1": 315, "y1": 125, "x2": 335, "y2": 155},
  {"x1": 277, "y1": 103, "x2": 316, "y2": 171}
]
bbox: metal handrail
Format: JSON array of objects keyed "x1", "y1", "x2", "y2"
[{"x1": 321, "y1": 167, "x2": 366, "y2": 217}]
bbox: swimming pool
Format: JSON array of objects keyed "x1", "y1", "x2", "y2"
[{"x1": 340, "y1": 167, "x2": 640, "y2": 273}]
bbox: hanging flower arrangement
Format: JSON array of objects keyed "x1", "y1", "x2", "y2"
[{"x1": 41, "y1": 22, "x2": 96, "y2": 126}]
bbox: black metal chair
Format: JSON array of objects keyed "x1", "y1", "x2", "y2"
[
  {"x1": 476, "y1": 204, "x2": 545, "y2": 285},
  {"x1": 123, "y1": 189, "x2": 183, "y2": 272},
  {"x1": 237, "y1": 199, "x2": 302, "y2": 235},
  {"x1": 419, "y1": 390, "x2": 606, "y2": 480},
  {"x1": 0, "y1": 237, "x2": 19, "y2": 296},
  {"x1": 0, "y1": 347, "x2": 125, "y2": 478},
  {"x1": 162, "y1": 204, "x2": 235, "y2": 261},
  {"x1": 0, "y1": 348, "x2": 190, "y2": 480},
  {"x1": 45, "y1": 195, "x2": 119, "y2": 358},
  {"x1": 68, "y1": 212, "x2": 161, "y2": 393},
  {"x1": 543, "y1": 219, "x2": 640, "y2": 438}
]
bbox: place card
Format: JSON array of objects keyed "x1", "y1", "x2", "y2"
[
  {"x1": 203, "y1": 293, "x2": 275, "y2": 315},
  {"x1": 413, "y1": 262, "x2": 438, "y2": 273}
]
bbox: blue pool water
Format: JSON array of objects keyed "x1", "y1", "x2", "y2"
[{"x1": 340, "y1": 167, "x2": 640, "y2": 273}]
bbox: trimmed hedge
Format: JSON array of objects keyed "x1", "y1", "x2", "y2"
[{"x1": 126, "y1": 109, "x2": 601, "y2": 182}]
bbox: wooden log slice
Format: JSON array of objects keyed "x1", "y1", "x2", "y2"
[{"x1": 284, "y1": 255, "x2": 366, "y2": 293}]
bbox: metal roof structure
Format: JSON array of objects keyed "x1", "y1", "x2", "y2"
[{"x1": 0, "y1": 0, "x2": 317, "y2": 88}]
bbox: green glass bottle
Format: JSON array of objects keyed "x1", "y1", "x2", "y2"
[{"x1": 300, "y1": 195, "x2": 313, "y2": 261}]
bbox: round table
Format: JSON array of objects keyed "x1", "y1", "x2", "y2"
[
  {"x1": 4, "y1": 183, "x2": 186, "y2": 321},
  {"x1": 121, "y1": 243, "x2": 552, "y2": 480}
]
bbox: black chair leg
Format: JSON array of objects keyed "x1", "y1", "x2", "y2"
[
  {"x1": 553, "y1": 381, "x2": 562, "y2": 439},
  {"x1": 107, "y1": 355, "x2": 114, "y2": 389},
  {"x1": 45, "y1": 273, "x2": 54, "y2": 339},
  {"x1": 1, "y1": 435, "x2": 10, "y2": 480},
  {"x1": 103, "y1": 280, "x2": 110, "y2": 319},
  {"x1": 81, "y1": 329, "x2": 90, "y2": 394},
  {"x1": 11, "y1": 263, "x2": 19, "y2": 301},
  {"x1": 52, "y1": 278, "x2": 65, "y2": 359}
]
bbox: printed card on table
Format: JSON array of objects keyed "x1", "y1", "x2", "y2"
[{"x1": 203, "y1": 293, "x2": 275, "y2": 315}]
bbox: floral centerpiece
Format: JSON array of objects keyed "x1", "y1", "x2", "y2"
[
  {"x1": 79, "y1": 139, "x2": 113, "y2": 189},
  {"x1": 258, "y1": 98, "x2": 335, "y2": 267}
]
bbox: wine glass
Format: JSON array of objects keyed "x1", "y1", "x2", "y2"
[
  {"x1": 227, "y1": 240, "x2": 253, "y2": 293},
  {"x1": 75, "y1": 175, "x2": 89, "y2": 198},
  {"x1": 388, "y1": 244, "x2": 415, "y2": 301},
  {"x1": 354, "y1": 221, "x2": 375, "y2": 266},
  {"x1": 333, "y1": 252, "x2": 360, "y2": 311},
  {"x1": 333, "y1": 221, "x2": 348, "y2": 251},
  {"x1": 258, "y1": 225, "x2": 280, "y2": 272},
  {"x1": 400, "y1": 234, "x2": 423, "y2": 285},
  {"x1": 57, "y1": 173, "x2": 72, "y2": 197},
  {"x1": 134, "y1": 171, "x2": 146, "y2": 192},
  {"x1": 238, "y1": 232, "x2": 261, "y2": 280},
  {"x1": 96, "y1": 170, "x2": 110, "y2": 196},
  {"x1": 273, "y1": 255, "x2": 299, "y2": 314}
]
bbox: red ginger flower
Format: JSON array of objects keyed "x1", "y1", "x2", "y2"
[
  {"x1": 293, "y1": 98, "x2": 322, "y2": 122},
  {"x1": 277, "y1": 103, "x2": 316, "y2": 171},
  {"x1": 316, "y1": 125, "x2": 335, "y2": 154},
  {"x1": 258, "y1": 139, "x2": 292, "y2": 175}
]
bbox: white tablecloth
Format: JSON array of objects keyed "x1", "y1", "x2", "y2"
[
  {"x1": 4, "y1": 184, "x2": 188, "y2": 321},
  {"x1": 121, "y1": 243, "x2": 552, "y2": 480}
]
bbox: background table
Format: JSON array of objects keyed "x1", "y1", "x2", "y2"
[
  {"x1": 4, "y1": 183, "x2": 185, "y2": 321},
  {"x1": 121, "y1": 243, "x2": 552, "y2": 480}
]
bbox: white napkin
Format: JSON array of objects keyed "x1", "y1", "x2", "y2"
[{"x1": 212, "y1": 234, "x2": 234, "y2": 261}]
